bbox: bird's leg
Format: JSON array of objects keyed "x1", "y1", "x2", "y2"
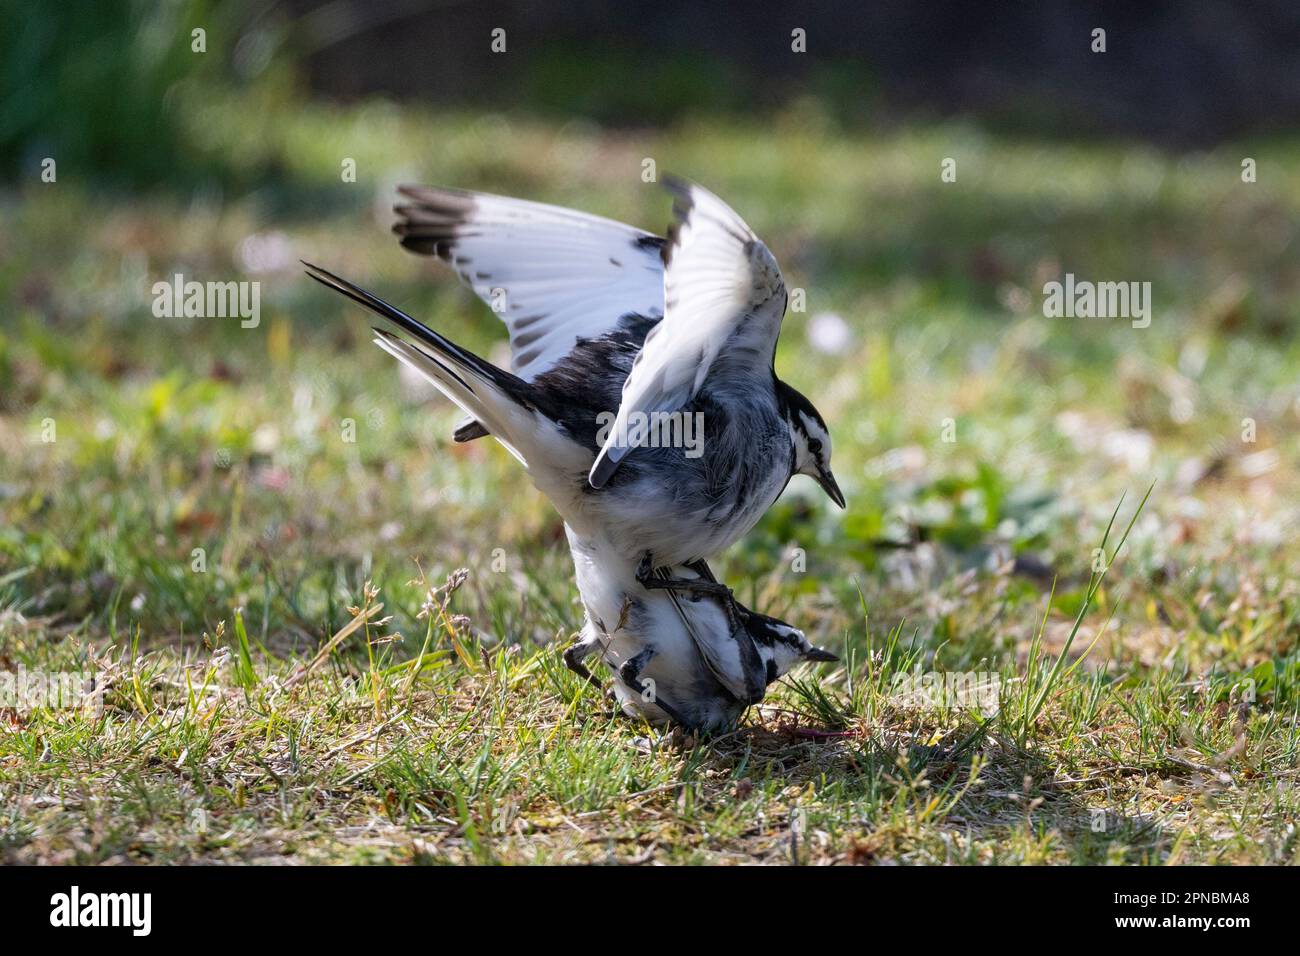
[
  {"x1": 636, "y1": 552, "x2": 735, "y2": 603},
  {"x1": 618, "y1": 647, "x2": 691, "y2": 730},
  {"x1": 618, "y1": 647, "x2": 654, "y2": 688},
  {"x1": 684, "y1": 558, "x2": 719, "y2": 583},
  {"x1": 562, "y1": 633, "x2": 604, "y2": 691},
  {"x1": 637, "y1": 554, "x2": 743, "y2": 630},
  {"x1": 684, "y1": 558, "x2": 751, "y2": 621}
]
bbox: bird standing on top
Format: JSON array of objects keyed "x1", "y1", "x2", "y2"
[{"x1": 307, "y1": 177, "x2": 843, "y2": 609}]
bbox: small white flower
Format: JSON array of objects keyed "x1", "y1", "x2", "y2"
[
  {"x1": 807, "y1": 311, "x2": 852, "y2": 355},
  {"x1": 238, "y1": 231, "x2": 294, "y2": 274}
]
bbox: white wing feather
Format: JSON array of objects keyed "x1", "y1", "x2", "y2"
[
  {"x1": 394, "y1": 186, "x2": 664, "y2": 380},
  {"x1": 588, "y1": 178, "x2": 786, "y2": 488}
]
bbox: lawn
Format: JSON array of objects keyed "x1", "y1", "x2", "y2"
[{"x1": 2, "y1": 91, "x2": 1299, "y2": 864}]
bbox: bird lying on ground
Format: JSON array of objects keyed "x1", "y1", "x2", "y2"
[
  {"x1": 304, "y1": 177, "x2": 842, "y2": 730},
  {"x1": 566, "y1": 530, "x2": 836, "y2": 732}
]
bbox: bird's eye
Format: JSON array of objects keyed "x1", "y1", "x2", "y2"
[{"x1": 808, "y1": 438, "x2": 822, "y2": 456}]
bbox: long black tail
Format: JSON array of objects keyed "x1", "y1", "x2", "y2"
[{"x1": 301, "y1": 261, "x2": 525, "y2": 396}]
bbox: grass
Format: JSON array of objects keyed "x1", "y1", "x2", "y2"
[{"x1": 2, "y1": 91, "x2": 1300, "y2": 864}]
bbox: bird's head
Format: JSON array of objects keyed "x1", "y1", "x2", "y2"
[
  {"x1": 747, "y1": 613, "x2": 840, "y2": 685},
  {"x1": 781, "y1": 383, "x2": 845, "y2": 509}
]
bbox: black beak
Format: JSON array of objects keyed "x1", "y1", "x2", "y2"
[
  {"x1": 804, "y1": 646, "x2": 839, "y2": 663},
  {"x1": 816, "y1": 467, "x2": 846, "y2": 509}
]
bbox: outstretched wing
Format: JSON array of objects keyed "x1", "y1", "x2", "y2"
[
  {"x1": 588, "y1": 177, "x2": 787, "y2": 488},
  {"x1": 393, "y1": 185, "x2": 665, "y2": 381}
]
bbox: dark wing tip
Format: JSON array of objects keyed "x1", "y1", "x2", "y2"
[
  {"x1": 662, "y1": 175, "x2": 697, "y2": 218},
  {"x1": 660, "y1": 173, "x2": 693, "y2": 198},
  {"x1": 659, "y1": 175, "x2": 698, "y2": 268},
  {"x1": 662, "y1": 224, "x2": 680, "y2": 268},
  {"x1": 587, "y1": 449, "x2": 620, "y2": 489},
  {"x1": 395, "y1": 183, "x2": 474, "y2": 203},
  {"x1": 392, "y1": 186, "x2": 478, "y2": 259}
]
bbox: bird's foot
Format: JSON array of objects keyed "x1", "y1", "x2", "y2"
[
  {"x1": 635, "y1": 552, "x2": 742, "y2": 627},
  {"x1": 562, "y1": 639, "x2": 604, "y2": 691}
]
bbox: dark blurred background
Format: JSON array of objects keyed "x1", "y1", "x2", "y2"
[
  {"x1": 6, "y1": 0, "x2": 1300, "y2": 188},
  {"x1": 293, "y1": 0, "x2": 1300, "y2": 140}
]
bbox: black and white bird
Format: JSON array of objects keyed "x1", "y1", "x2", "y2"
[
  {"x1": 564, "y1": 544, "x2": 836, "y2": 733},
  {"x1": 305, "y1": 176, "x2": 843, "y2": 609}
]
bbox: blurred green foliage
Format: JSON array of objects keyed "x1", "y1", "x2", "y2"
[{"x1": 1, "y1": 0, "x2": 229, "y2": 185}]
